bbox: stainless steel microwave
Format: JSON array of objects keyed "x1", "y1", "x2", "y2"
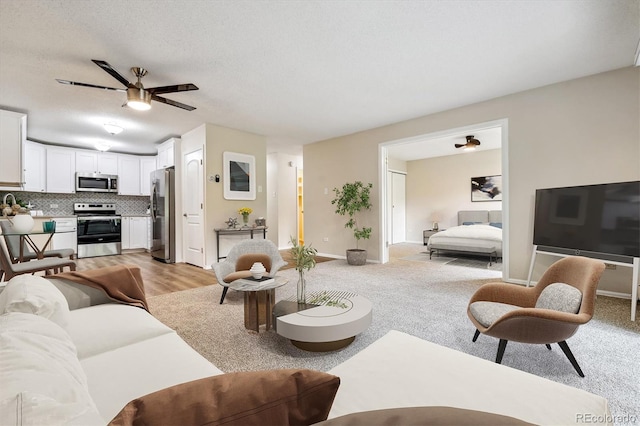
[{"x1": 75, "y1": 173, "x2": 118, "y2": 193}]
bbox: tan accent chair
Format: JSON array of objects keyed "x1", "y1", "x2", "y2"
[
  {"x1": 212, "y1": 239, "x2": 287, "y2": 304},
  {"x1": 467, "y1": 256, "x2": 605, "y2": 377},
  {"x1": 0, "y1": 238, "x2": 76, "y2": 281}
]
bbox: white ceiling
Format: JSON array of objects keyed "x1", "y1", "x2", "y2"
[{"x1": 1, "y1": 1, "x2": 638, "y2": 157}]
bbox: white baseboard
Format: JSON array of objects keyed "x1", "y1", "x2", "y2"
[{"x1": 505, "y1": 278, "x2": 632, "y2": 299}]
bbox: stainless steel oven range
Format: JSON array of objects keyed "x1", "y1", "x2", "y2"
[{"x1": 74, "y1": 203, "x2": 122, "y2": 259}]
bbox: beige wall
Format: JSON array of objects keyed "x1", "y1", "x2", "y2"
[
  {"x1": 405, "y1": 149, "x2": 502, "y2": 243},
  {"x1": 304, "y1": 66, "x2": 639, "y2": 294}
]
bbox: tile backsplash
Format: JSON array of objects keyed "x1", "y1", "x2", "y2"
[{"x1": 1, "y1": 191, "x2": 149, "y2": 216}]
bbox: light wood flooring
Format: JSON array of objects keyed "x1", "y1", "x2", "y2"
[{"x1": 75, "y1": 249, "x2": 336, "y2": 297}]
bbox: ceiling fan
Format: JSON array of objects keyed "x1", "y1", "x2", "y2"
[
  {"x1": 56, "y1": 59, "x2": 198, "y2": 111},
  {"x1": 455, "y1": 135, "x2": 481, "y2": 150}
]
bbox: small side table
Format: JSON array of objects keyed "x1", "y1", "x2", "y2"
[
  {"x1": 423, "y1": 229, "x2": 442, "y2": 245},
  {"x1": 227, "y1": 276, "x2": 288, "y2": 332}
]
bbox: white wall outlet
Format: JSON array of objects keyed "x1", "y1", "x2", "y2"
[
  {"x1": 258, "y1": 185, "x2": 262, "y2": 193},
  {"x1": 324, "y1": 188, "x2": 328, "y2": 195},
  {"x1": 323, "y1": 237, "x2": 329, "y2": 242}
]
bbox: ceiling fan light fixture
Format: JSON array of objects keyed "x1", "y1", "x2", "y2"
[
  {"x1": 126, "y1": 87, "x2": 151, "y2": 110},
  {"x1": 103, "y1": 123, "x2": 123, "y2": 135},
  {"x1": 463, "y1": 145, "x2": 476, "y2": 152}
]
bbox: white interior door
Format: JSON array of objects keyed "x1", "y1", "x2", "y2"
[
  {"x1": 391, "y1": 172, "x2": 406, "y2": 244},
  {"x1": 183, "y1": 149, "x2": 204, "y2": 267}
]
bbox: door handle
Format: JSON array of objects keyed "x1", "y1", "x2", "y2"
[{"x1": 183, "y1": 213, "x2": 187, "y2": 217}]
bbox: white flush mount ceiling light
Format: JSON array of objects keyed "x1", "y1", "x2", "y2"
[
  {"x1": 95, "y1": 142, "x2": 111, "y2": 151},
  {"x1": 103, "y1": 123, "x2": 123, "y2": 135}
]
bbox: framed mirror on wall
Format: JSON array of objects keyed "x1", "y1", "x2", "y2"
[{"x1": 223, "y1": 151, "x2": 256, "y2": 200}]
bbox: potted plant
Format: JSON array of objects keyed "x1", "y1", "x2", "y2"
[
  {"x1": 290, "y1": 236, "x2": 317, "y2": 304},
  {"x1": 331, "y1": 181, "x2": 373, "y2": 265}
]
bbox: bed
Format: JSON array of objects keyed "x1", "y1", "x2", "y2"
[{"x1": 427, "y1": 210, "x2": 502, "y2": 264}]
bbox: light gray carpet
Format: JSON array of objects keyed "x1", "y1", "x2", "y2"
[
  {"x1": 402, "y1": 251, "x2": 503, "y2": 271},
  {"x1": 148, "y1": 258, "x2": 639, "y2": 425}
]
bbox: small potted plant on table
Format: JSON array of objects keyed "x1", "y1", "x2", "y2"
[{"x1": 290, "y1": 237, "x2": 317, "y2": 304}]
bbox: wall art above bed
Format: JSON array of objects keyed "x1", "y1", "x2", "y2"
[{"x1": 471, "y1": 175, "x2": 502, "y2": 202}]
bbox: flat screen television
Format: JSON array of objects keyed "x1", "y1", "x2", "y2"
[{"x1": 533, "y1": 181, "x2": 640, "y2": 262}]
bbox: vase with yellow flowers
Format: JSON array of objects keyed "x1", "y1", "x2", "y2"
[{"x1": 238, "y1": 207, "x2": 253, "y2": 226}]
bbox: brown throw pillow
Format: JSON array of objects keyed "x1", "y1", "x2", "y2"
[{"x1": 109, "y1": 369, "x2": 340, "y2": 426}]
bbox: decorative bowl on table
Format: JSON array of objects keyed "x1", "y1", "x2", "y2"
[{"x1": 250, "y1": 262, "x2": 266, "y2": 279}]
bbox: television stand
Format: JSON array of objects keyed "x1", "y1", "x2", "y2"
[{"x1": 527, "y1": 245, "x2": 639, "y2": 321}]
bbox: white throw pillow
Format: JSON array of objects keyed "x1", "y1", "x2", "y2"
[
  {"x1": 0, "y1": 275, "x2": 70, "y2": 328},
  {"x1": 0, "y1": 312, "x2": 103, "y2": 425}
]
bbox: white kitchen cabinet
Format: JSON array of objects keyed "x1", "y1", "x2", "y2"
[
  {"x1": 121, "y1": 216, "x2": 148, "y2": 250},
  {"x1": 0, "y1": 109, "x2": 27, "y2": 189},
  {"x1": 46, "y1": 146, "x2": 76, "y2": 193},
  {"x1": 156, "y1": 138, "x2": 176, "y2": 168},
  {"x1": 23, "y1": 141, "x2": 46, "y2": 192},
  {"x1": 76, "y1": 151, "x2": 119, "y2": 175},
  {"x1": 51, "y1": 217, "x2": 78, "y2": 255},
  {"x1": 139, "y1": 156, "x2": 157, "y2": 196},
  {"x1": 117, "y1": 154, "x2": 141, "y2": 195}
]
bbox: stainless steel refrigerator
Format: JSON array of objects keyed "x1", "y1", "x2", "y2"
[{"x1": 150, "y1": 167, "x2": 175, "y2": 263}]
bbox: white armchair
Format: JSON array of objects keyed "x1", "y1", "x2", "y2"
[{"x1": 212, "y1": 239, "x2": 287, "y2": 304}]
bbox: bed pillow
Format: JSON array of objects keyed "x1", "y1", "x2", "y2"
[
  {"x1": 0, "y1": 312, "x2": 102, "y2": 425},
  {"x1": 489, "y1": 222, "x2": 503, "y2": 229},
  {"x1": 109, "y1": 369, "x2": 340, "y2": 425},
  {"x1": 462, "y1": 221, "x2": 483, "y2": 225},
  {"x1": 0, "y1": 275, "x2": 70, "y2": 328}
]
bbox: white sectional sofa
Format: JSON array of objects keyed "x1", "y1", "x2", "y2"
[{"x1": 0, "y1": 272, "x2": 611, "y2": 425}]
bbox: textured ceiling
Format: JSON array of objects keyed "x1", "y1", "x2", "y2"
[{"x1": 0, "y1": 0, "x2": 638, "y2": 157}]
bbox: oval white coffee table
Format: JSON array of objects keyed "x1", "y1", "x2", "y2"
[{"x1": 273, "y1": 291, "x2": 372, "y2": 352}]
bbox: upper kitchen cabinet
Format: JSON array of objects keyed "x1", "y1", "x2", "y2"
[
  {"x1": 117, "y1": 154, "x2": 141, "y2": 195},
  {"x1": 23, "y1": 141, "x2": 46, "y2": 192},
  {"x1": 76, "y1": 151, "x2": 118, "y2": 175},
  {"x1": 46, "y1": 146, "x2": 76, "y2": 193},
  {"x1": 156, "y1": 138, "x2": 178, "y2": 168},
  {"x1": 0, "y1": 109, "x2": 27, "y2": 189},
  {"x1": 140, "y1": 156, "x2": 157, "y2": 196}
]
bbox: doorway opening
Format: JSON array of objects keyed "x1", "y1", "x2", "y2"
[{"x1": 378, "y1": 119, "x2": 509, "y2": 280}]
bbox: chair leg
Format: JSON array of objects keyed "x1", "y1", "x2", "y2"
[
  {"x1": 496, "y1": 339, "x2": 508, "y2": 364},
  {"x1": 558, "y1": 340, "x2": 584, "y2": 377},
  {"x1": 545, "y1": 344, "x2": 552, "y2": 350},
  {"x1": 219, "y1": 286, "x2": 229, "y2": 304},
  {"x1": 472, "y1": 329, "x2": 480, "y2": 342}
]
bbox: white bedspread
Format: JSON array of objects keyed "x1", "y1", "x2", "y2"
[{"x1": 428, "y1": 224, "x2": 502, "y2": 256}]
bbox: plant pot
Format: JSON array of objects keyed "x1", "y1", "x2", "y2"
[{"x1": 346, "y1": 249, "x2": 367, "y2": 266}]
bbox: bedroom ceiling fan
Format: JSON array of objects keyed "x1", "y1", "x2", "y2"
[
  {"x1": 455, "y1": 135, "x2": 481, "y2": 151},
  {"x1": 56, "y1": 59, "x2": 198, "y2": 111}
]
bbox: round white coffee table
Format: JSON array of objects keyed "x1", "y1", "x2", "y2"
[{"x1": 273, "y1": 291, "x2": 372, "y2": 352}]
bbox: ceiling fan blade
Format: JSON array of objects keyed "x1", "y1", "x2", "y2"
[
  {"x1": 92, "y1": 59, "x2": 132, "y2": 88},
  {"x1": 147, "y1": 83, "x2": 199, "y2": 95},
  {"x1": 151, "y1": 94, "x2": 196, "y2": 111},
  {"x1": 454, "y1": 143, "x2": 465, "y2": 148},
  {"x1": 56, "y1": 79, "x2": 126, "y2": 92}
]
